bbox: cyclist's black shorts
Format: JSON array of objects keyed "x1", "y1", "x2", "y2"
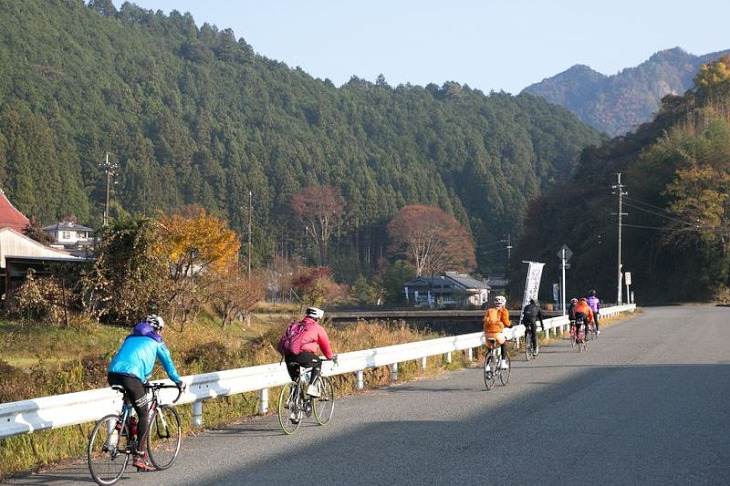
[
  {"x1": 284, "y1": 351, "x2": 321, "y2": 381},
  {"x1": 108, "y1": 372, "x2": 148, "y2": 409}
]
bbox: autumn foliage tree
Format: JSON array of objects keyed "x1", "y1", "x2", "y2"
[
  {"x1": 157, "y1": 205, "x2": 241, "y2": 328},
  {"x1": 291, "y1": 185, "x2": 344, "y2": 265},
  {"x1": 387, "y1": 204, "x2": 476, "y2": 277},
  {"x1": 210, "y1": 262, "x2": 266, "y2": 329}
]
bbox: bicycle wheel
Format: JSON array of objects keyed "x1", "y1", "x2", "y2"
[
  {"x1": 146, "y1": 405, "x2": 182, "y2": 470},
  {"x1": 88, "y1": 414, "x2": 129, "y2": 485},
  {"x1": 277, "y1": 381, "x2": 302, "y2": 435},
  {"x1": 524, "y1": 333, "x2": 533, "y2": 361},
  {"x1": 484, "y1": 352, "x2": 497, "y2": 390},
  {"x1": 313, "y1": 376, "x2": 335, "y2": 425},
  {"x1": 500, "y1": 354, "x2": 511, "y2": 385},
  {"x1": 570, "y1": 325, "x2": 576, "y2": 348}
]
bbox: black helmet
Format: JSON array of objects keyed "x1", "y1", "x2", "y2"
[{"x1": 588, "y1": 289, "x2": 596, "y2": 297}]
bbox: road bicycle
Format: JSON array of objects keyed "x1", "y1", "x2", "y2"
[
  {"x1": 523, "y1": 323, "x2": 539, "y2": 361},
  {"x1": 483, "y1": 337, "x2": 510, "y2": 390},
  {"x1": 88, "y1": 382, "x2": 183, "y2": 485},
  {"x1": 570, "y1": 318, "x2": 587, "y2": 352},
  {"x1": 277, "y1": 357, "x2": 336, "y2": 435}
]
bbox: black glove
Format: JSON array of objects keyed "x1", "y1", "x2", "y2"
[
  {"x1": 332, "y1": 354, "x2": 339, "y2": 365},
  {"x1": 176, "y1": 381, "x2": 187, "y2": 393}
]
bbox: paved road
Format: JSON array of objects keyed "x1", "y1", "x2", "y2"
[{"x1": 5, "y1": 305, "x2": 730, "y2": 485}]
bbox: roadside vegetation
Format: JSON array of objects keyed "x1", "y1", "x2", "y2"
[{"x1": 0, "y1": 309, "x2": 473, "y2": 478}]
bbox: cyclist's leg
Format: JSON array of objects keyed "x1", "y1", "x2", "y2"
[
  {"x1": 500, "y1": 338, "x2": 509, "y2": 367},
  {"x1": 284, "y1": 353, "x2": 301, "y2": 381},
  {"x1": 109, "y1": 374, "x2": 148, "y2": 455},
  {"x1": 290, "y1": 350, "x2": 321, "y2": 382},
  {"x1": 529, "y1": 321, "x2": 538, "y2": 350}
]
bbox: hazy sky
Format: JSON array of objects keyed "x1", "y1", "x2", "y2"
[{"x1": 111, "y1": 0, "x2": 730, "y2": 94}]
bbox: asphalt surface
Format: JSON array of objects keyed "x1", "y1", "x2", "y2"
[{"x1": 4, "y1": 305, "x2": 730, "y2": 485}]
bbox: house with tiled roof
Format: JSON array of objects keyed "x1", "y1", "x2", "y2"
[
  {"x1": 43, "y1": 221, "x2": 94, "y2": 249},
  {"x1": 403, "y1": 271, "x2": 490, "y2": 309},
  {"x1": 0, "y1": 189, "x2": 30, "y2": 232},
  {"x1": 0, "y1": 190, "x2": 83, "y2": 297}
]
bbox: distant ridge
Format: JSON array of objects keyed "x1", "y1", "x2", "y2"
[{"x1": 522, "y1": 47, "x2": 730, "y2": 136}]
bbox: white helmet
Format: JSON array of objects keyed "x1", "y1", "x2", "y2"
[
  {"x1": 493, "y1": 295, "x2": 507, "y2": 306},
  {"x1": 305, "y1": 307, "x2": 324, "y2": 319},
  {"x1": 144, "y1": 314, "x2": 165, "y2": 331}
]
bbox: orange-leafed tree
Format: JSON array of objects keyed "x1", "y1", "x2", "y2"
[
  {"x1": 291, "y1": 185, "x2": 344, "y2": 265},
  {"x1": 157, "y1": 205, "x2": 240, "y2": 280},
  {"x1": 387, "y1": 204, "x2": 476, "y2": 277},
  {"x1": 156, "y1": 205, "x2": 241, "y2": 328}
]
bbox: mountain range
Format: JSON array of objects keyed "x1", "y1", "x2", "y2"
[{"x1": 522, "y1": 47, "x2": 730, "y2": 136}]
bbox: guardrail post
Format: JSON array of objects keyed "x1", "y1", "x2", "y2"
[
  {"x1": 390, "y1": 363, "x2": 398, "y2": 381},
  {"x1": 467, "y1": 348, "x2": 473, "y2": 361},
  {"x1": 356, "y1": 370, "x2": 364, "y2": 390},
  {"x1": 193, "y1": 400, "x2": 204, "y2": 427},
  {"x1": 445, "y1": 352, "x2": 452, "y2": 364},
  {"x1": 259, "y1": 389, "x2": 268, "y2": 415},
  {"x1": 420, "y1": 357, "x2": 427, "y2": 370}
]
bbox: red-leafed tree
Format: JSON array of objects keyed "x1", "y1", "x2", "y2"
[
  {"x1": 291, "y1": 185, "x2": 344, "y2": 265},
  {"x1": 387, "y1": 204, "x2": 476, "y2": 276}
]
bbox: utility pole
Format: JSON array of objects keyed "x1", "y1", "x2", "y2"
[
  {"x1": 101, "y1": 152, "x2": 118, "y2": 227},
  {"x1": 248, "y1": 190, "x2": 252, "y2": 279},
  {"x1": 612, "y1": 173, "x2": 628, "y2": 304}
]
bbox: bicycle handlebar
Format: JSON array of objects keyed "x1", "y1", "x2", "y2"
[{"x1": 145, "y1": 382, "x2": 184, "y2": 404}]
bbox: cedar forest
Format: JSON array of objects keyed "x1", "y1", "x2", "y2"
[{"x1": 2, "y1": 0, "x2": 730, "y2": 306}]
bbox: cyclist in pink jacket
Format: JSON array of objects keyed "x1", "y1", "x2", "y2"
[{"x1": 284, "y1": 307, "x2": 335, "y2": 397}]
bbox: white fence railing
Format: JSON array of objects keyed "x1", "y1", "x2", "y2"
[{"x1": 0, "y1": 304, "x2": 636, "y2": 440}]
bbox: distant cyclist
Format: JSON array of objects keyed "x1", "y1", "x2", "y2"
[
  {"x1": 521, "y1": 298, "x2": 545, "y2": 354},
  {"x1": 567, "y1": 297, "x2": 579, "y2": 319},
  {"x1": 483, "y1": 295, "x2": 512, "y2": 369},
  {"x1": 107, "y1": 315, "x2": 186, "y2": 472},
  {"x1": 571, "y1": 298, "x2": 594, "y2": 343},
  {"x1": 586, "y1": 289, "x2": 602, "y2": 335},
  {"x1": 282, "y1": 307, "x2": 335, "y2": 398}
]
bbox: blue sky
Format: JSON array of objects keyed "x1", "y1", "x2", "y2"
[{"x1": 111, "y1": 0, "x2": 730, "y2": 94}]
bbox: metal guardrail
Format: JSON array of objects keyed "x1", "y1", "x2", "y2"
[{"x1": 0, "y1": 304, "x2": 636, "y2": 440}]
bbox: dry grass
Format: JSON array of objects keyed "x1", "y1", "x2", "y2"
[{"x1": 1, "y1": 312, "x2": 472, "y2": 479}]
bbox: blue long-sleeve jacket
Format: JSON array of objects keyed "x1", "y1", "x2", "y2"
[{"x1": 108, "y1": 322, "x2": 182, "y2": 384}]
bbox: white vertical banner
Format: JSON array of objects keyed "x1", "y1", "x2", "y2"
[
  {"x1": 521, "y1": 261, "x2": 545, "y2": 312},
  {"x1": 404, "y1": 286, "x2": 409, "y2": 302}
]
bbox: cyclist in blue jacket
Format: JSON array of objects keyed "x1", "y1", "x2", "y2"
[{"x1": 108, "y1": 314, "x2": 185, "y2": 471}]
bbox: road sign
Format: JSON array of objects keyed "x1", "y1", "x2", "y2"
[
  {"x1": 625, "y1": 272, "x2": 632, "y2": 285},
  {"x1": 556, "y1": 244, "x2": 573, "y2": 261}
]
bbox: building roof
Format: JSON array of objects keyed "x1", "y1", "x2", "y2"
[
  {"x1": 0, "y1": 227, "x2": 79, "y2": 268},
  {"x1": 405, "y1": 272, "x2": 490, "y2": 292},
  {"x1": 43, "y1": 221, "x2": 94, "y2": 232},
  {"x1": 0, "y1": 189, "x2": 30, "y2": 232}
]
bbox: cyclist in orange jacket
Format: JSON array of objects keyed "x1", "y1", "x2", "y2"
[
  {"x1": 571, "y1": 298, "x2": 594, "y2": 343},
  {"x1": 483, "y1": 295, "x2": 512, "y2": 369}
]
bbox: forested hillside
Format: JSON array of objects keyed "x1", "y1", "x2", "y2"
[
  {"x1": 523, "y1": 47, "x2": 730, "y2": 137},
  {"x1": 0, "y1": 0, "x2": 602, "y2": 283},
  {"x1": 516, "y1": 55, "x2": 730, "y2": 303}
]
